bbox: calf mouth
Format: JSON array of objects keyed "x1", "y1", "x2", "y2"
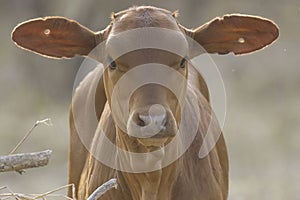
[{"x1": 136, "y1": 134, "x2": 175, "y2": 148}]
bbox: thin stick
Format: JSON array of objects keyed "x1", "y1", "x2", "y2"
[
  {"x1": 33, "y1": 184, "x2": 74, "y2": 199},
  {"x1": 0, "y1": 193, "x2": 35, "y2": 200},
  {"x1": 0, "y1": 186, "x2": 6, "y2": 191},
  {"x1": 0, "y1": 186, "x2": 27, "y2": 200},
  {"x1": 9, "y1": 118, "x2": 52, "y2": 155},
  {"x1": 0, "y1": 193, "x2": 74, "y2": 200},
  {"x1": 87, "y1": 178, "x2": 117, "y2": 200},
  {"x1": 0, "y1": 150, "x2": 52, "y2": 173},
  {"x1": 0, "y1": 184, "x2": 74, "y2": 200}
]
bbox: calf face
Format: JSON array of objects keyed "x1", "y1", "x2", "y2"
[{"x1": 103, "y1": 8, "x2": 189, "y2": 147}]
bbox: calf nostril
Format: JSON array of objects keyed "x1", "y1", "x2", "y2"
[
  {"x1": 138, "y1": 114, "x2": 151, "y2": 127},
  {"x1": 137, "y1": 115, "x2": 146, "y2": 127},
  {"x1": 138, "y1": 113, "x2": 167, "y2": 127}
]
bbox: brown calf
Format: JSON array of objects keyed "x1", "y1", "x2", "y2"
[{"x1": 12, "y1": 6, "x2": 278, "y2": 200}]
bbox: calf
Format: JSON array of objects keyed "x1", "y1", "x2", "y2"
[{"x1": 12, "y1": 6, "x2": 278, "y2": 200}]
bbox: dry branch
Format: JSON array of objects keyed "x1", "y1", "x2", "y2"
[
  {"x1": 0, "y1": 184, "x2": 75, "y2": 200},
  {"x1": 0, "y1": 150, "x2": 52, "y2": 173},
  {"x1": 9, "y1": 118, "x2": 52, "y2": 155},
  {"x1": 0, "y1": 179, "x2": 117, "y2": 199},
  {"x1": 0, "y1": 192, "x2": 34, "y2": 200},
  {"x1": 33, "y1": 184, "x2": 75, "y2": 199},
  {"x1": 87, "y1": 178, "x2": 118, "y2": 200}
]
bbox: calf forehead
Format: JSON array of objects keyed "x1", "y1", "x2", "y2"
[
  {"x1": 113, "y1": 49, "x2": 183, "y2": 67},
  {"x1": 111, "y1": 6, "x2": 180, "y2": 33},
  {"x1": 106, "y1": 30, "x2": 188, "y2": 65},
  {"x1": 106, "y1": 32, "x2": 188, "y2": 67},
  {"x1": 105, "y1": 7, "x2": 188, "y2": 67}
]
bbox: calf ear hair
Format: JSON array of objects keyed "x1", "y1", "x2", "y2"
[
  {"x1": 12, "y1": 17, "x2": 108, "y2": 59},
  {"x1": 181, "y1": 14, "x2": 279, "y2": 55}
]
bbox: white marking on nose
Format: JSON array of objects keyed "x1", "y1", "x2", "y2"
[
  {"x1": 127, "y1": 104, "x2": 169, "y2": 138},
  {"x1": 139, "y1": 104, "x2": 167, "y2": 127}
]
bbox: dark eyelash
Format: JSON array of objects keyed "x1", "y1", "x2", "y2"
[{"x1": 180, "y1": 57, "x2": 187, "y2": 68}]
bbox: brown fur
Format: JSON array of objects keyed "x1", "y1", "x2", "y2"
[{"x1": 73, "y1": 65, "x2": 228, "y2": 200}]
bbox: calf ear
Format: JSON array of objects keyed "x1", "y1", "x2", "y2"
[
  {"x1": 12, "y1": 17, "x2": 106, "y2": 59},
  {"x1": 184, "y1": 14, "x2": 279, "y2": 55}
]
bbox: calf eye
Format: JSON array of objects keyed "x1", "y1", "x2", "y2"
[
  {"x1": 180, "y1": 57, "x2": 187, "y2": 68},
  {"x1": 110, "y1": 61, "x2": 117, "y2": 69},
  {"x1": 108, "y1": 58, "x2": 117, "y2": 70}
]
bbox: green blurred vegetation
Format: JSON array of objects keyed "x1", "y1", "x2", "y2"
[{"x1": 0, "y1": 0, "x2": 299, "y2": 199}]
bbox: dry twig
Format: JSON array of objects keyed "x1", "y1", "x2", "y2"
[
  {"x1": 87, "y1": 178, "x2": 118, "y2": 200},
  {"x1": 0, "y1": 179, "x2": 117, "y2": 199},
  {"x1": 33, "y1": 184, "x2": 74, "y2": 199},
  {"x1": 9, "y1": 118, "x2": 52, "y2": 155},
  {"x1": 0, "y1": 150, "x2": 52, "y2": 173},
  {"x1": 0, "y1": 184, "x2": 75, "y2": 200}
]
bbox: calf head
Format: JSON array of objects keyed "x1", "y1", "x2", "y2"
[{"x1": 12, "y1": 6, "x2": 278, "y2": 151}]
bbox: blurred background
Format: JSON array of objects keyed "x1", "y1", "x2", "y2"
[{"x1": 0, "y1": 0, "x2": 299, "y2": 199}]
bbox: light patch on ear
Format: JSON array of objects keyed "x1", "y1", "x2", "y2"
[
  {"x1": 238, "y1": 37, "x2": 245, "y2": 43},
  {"x1": 44, "y1": 29, "x2": 50, "y2": 36}
]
